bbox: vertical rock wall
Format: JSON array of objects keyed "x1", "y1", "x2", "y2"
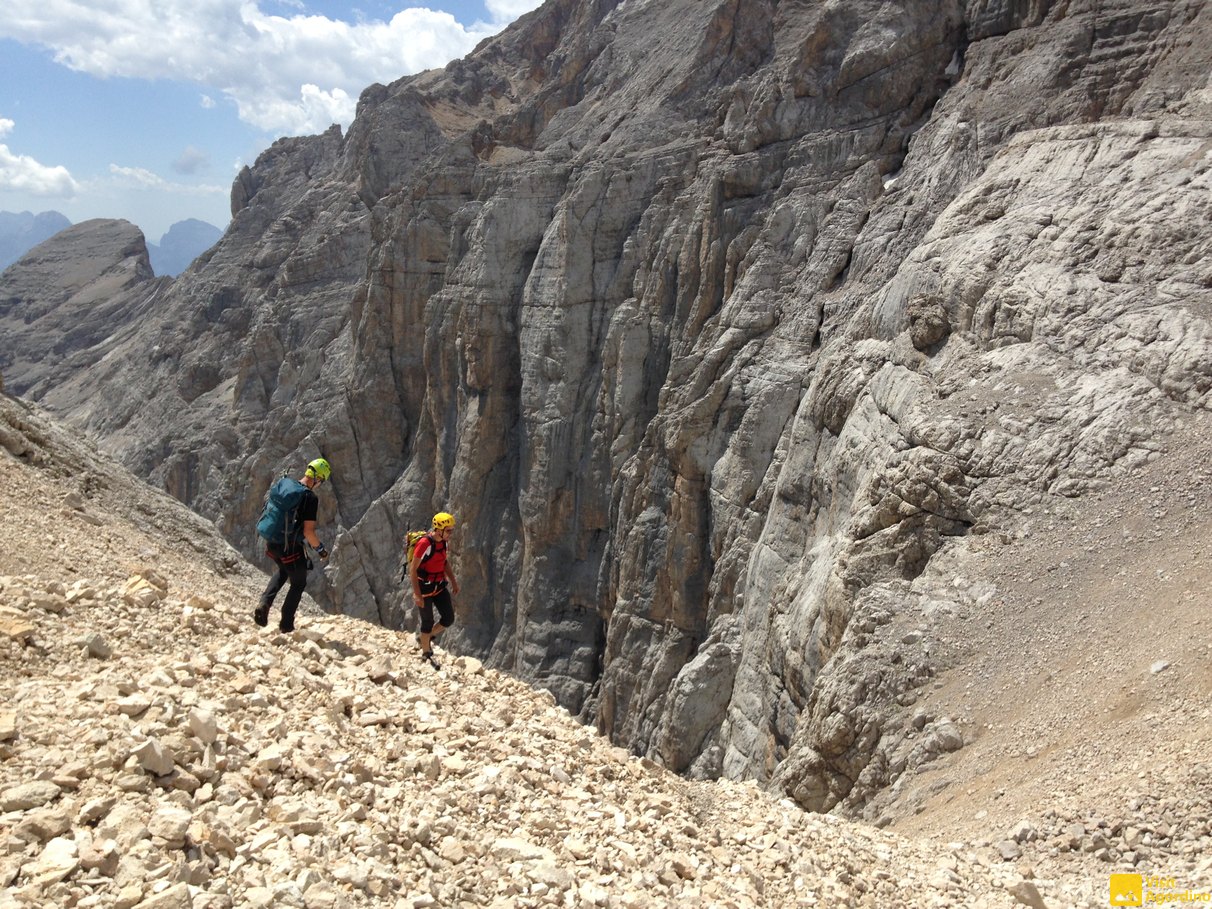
[{"x1": 4, "y1": 0, "x2": 1210, "y2": 812}]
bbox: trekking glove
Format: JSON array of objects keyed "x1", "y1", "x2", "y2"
[{"x1": 316, "y1": 543, "x2": 329, "y2": 560}]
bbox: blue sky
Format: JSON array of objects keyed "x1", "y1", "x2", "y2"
[{"x1": 0, "y1": 0, "x2": 543, "y2": 241}]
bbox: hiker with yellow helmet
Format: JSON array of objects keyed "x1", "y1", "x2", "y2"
[
  {"x1": 254, "y1": 457, "x2": 332, "y2": 633},
  {"x1": 410, "y1": 511, "x2": 460, "y2": 667}
]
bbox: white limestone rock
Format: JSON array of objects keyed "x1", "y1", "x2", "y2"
[{"x1": 1, "y1": 780, "x2": 61, "y2": 811}]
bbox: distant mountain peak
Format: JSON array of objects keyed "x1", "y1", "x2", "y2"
[
  {"x1": 148, "y1": 219, "x2": 223, "y2": 277},
  {"x1": 0, "y1": 210, "x2": 72, "y2": 271}
]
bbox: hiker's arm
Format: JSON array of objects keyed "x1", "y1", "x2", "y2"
[
  {"x1": 445, "y1": 564, "x2": 459, "y2": 595},
  {"x1": 410, "y1": 557, "x2": 423, "y2": 602},
  {"x1": 302, "y1": 520, "x2": 324, "y2": 553}
]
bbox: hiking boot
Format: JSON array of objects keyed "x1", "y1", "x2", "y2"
[
  {"x1": 422, "y1": 650, "x2": 439, "y2": 670},
  {"x1": 253, "y1": 604, "x2": 269, "y2": 627},
  {"x1": 279, "y1": 620, "x2": 295, "y2": 633}
]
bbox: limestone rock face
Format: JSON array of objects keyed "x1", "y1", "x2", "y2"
[
  {"x1": 3, "y1": 0, "x2": 1211, "y2": 814},
  {"x1": 0, "y1": 219, "x2": 163, "y2": 400}
]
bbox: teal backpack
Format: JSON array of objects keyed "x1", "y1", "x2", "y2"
[{"x1": 256, "y1": 477, "x2": 308, "y2": 547}]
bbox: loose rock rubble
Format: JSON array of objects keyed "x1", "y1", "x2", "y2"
[{"x1": 0, "y1": 572, "x2": 1064, "y2": 909}]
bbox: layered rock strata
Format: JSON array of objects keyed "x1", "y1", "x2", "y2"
[{"x1": 1, "y1": 0, "x2": 1209, "y2": 812}]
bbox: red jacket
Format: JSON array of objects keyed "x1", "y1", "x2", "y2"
[{"x1": 413, "y1": 534, "x2": 447, "y2": 580}]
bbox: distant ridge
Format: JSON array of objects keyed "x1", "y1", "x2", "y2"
[
  {"x1": 0, "y1": 210, "x2": 71, "y2": 271},
  {"x1": 148, "y1": 218, "x2": 223, "y2": 276},
  {"x1": 0, "y1": 211, "x2": 222, "y2": 277}
]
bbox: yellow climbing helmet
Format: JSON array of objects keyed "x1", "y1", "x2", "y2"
[
  {"x1": 306, "y1": 458, "x2": 332, "y2": 482},
  {"x1": 432, "y1": 511, "x2": 455, "y2": 531}
]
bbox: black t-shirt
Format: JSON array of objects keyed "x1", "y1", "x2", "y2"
[{"x1": 297, "y1": 487, "x2": 319, "y2": 524}]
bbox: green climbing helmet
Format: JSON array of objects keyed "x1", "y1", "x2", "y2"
[{"x1": 306, "y1": 458, "x2": 332, "y2": 482}]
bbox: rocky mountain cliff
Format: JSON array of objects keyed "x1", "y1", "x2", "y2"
[
  {"x1": 0, "y1": 214, "x2": 221, "y2": 281},
  {"x1": 1, "y1": 0, "x2": 1209, "y2": 817},
  {"x1": 0, "y1": 220, "x2": 167, "y2": 402}
]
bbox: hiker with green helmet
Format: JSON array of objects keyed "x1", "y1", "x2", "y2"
[
  {"x1": 254, "y1": 457, "x2": 332, "y2": 633},
  {"x1": 410, "y1": 511, "x2": 459, "y2": 667}
]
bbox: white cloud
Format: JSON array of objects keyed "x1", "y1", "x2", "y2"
[
  {"x1": 0, "y1": 1, "x2": 537, "y2": 137},
  {"x1": 107, "y1": 163, "x2": 226, "y2": 196},
  {"x1": 172, "y1": 146, "x2": 210, "y2": 175},
  {"x1": 0, "y1": 119, "x2": 79, "y2": 196},
  {"x1": 109, "y1": 164, "x2": 166, "y2": 188}
]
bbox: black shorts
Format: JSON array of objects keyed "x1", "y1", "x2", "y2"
[{"x1": 417, "y1": 584, "x2": 454, "y2": 632}]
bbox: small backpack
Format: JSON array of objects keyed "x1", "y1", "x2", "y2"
[
  {"x1": 400, "y1": 530, "x2": 430, "y2": 581},
  {"x1": 256, "y1": 477, "x2": 309, "y2": 547}
]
